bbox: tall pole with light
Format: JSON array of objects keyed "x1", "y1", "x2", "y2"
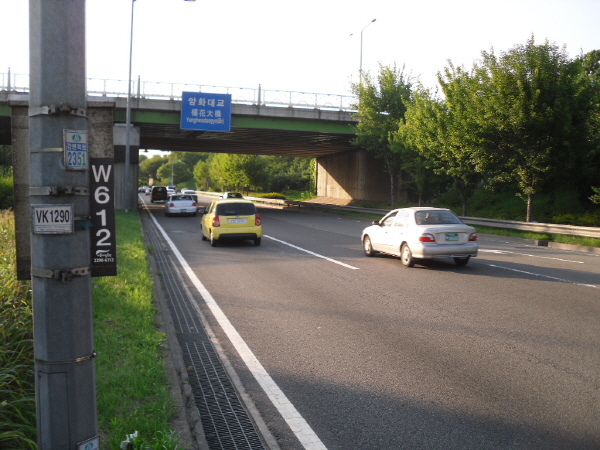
[
  {"x1": 124, "y1": 0, "x2": 196, "y2": 213},
  {"x1": 124, "y1": 0, "x2": 135, "y2": 213},
  {"x1": 360, "y1": 18, "x2": 376, "y2": 78}
]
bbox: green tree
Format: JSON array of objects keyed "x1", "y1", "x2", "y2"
[
  {"x1": 400, "y1": 74, "x2": 481, "y2": 215},
  {"x1": 210, "y1": 153, "x2": 267, "y2": 191},
  {"x1": 193, "y1": 159, "x2": 211, "y2": 190},
  {"x1": 156, "y1": 160, "x2": 188, "y2": 186},
  {"x1": 352, "y1": 64, "x2": 413, "y2": 208},
  {"x1": 139, "y1": 155, "x2": 168, "y2": 184},
  {"x1": 262, "y1": 156, "x2": 314, "y2": 192},
  {"x1": 471, "y1": 37, "x2": 593, "y2": 221},
  {"x1": 576, "y1": 49, "x2": 600, "y2": 201}
]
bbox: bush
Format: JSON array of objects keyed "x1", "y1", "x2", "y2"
[
  {"x1": 252, "y1": 192, "x2": 287, "y2": 199},
  {"x1": 0, "y1": 171, "x2": 14, "y2": 210},
  {"x1": 552, "y1": 212, "x2": 600, "y2": 227}
]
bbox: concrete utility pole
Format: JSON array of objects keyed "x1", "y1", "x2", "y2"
[{"x1": 29, "y1": 0, "x2": 98, "y2": 448}]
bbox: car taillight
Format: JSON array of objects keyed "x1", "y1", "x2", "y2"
[
  {"x1": 169, "y1": 203, "x2": 175, "y2": 207},
  {"x1": 469, "y1": 232, "x2": 478, "y2": 241},
  {"x1": 419, "y1": 233, "x2": 435, "y2": 243},
  {"x1": 255, "y1": 213, "x2": 261, "y2": 226},
  {"x1": 192, "y1": 202, "x2": 196, "y2": 206},
  {"x1": 212, "y1": 215, "x2": 220, "y2": 227}
]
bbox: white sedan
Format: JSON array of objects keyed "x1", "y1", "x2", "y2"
[
  {"x1": 165, "y1": 194, "x2": 198, "y2": 217},
  {"x1": 361, "y1": 207, "x2": 478, "y2": 267}
]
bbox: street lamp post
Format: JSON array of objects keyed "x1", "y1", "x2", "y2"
[
  {"x1": 171, "y1": 159, "x2": 182, "y2": 187},
  {"x1": 124, "y1": 0, "x2": 135, "y2": 213},
  {"x1": 360, "y1": 18, "x2": 376, "y2": 77},
  {"x1": 124, "y1": 0, "x2": 196, "y2": 213}
]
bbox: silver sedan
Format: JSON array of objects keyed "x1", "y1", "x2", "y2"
[
  {"x1": 361, "y1": 207, "x2": 478, "y2": 267},
  {"x1": 165, "y1": 194, "x2": 198, "y2": 217}
]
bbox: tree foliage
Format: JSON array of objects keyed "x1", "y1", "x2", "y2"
[
  {"x1": 468, "y1": 37, "x2": 594, "y2": 221},
  {"x1": 400, "y1": 77, "x2": 481, "y2": 215},
  {"x1": 352, "y1": 64, "x2": 413, "y2": 208},
  {"x1": 139, "y1": 155, "x2": 168, "y2": 182},
  {"x1": 209, "y1": 153, "x2": 267, "y2": 191}
]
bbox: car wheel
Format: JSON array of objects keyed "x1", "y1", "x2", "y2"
[
  {"x1": 192, "y1": 212, "x2": 197, "y2": 217},
  {"x1": 254, "y1": 237, "x2": 261, "y2": 246},
  {"x1": 210, "y1": 231, "x2": 218, "y2": 247},
  {"x1": 165, "y1": 210, "x2": 169, "y2": 217},
  {"x1": 363, "y1": 235, "x2": 374, "y2": 257},
  {"x1": 401, "y1": 244, "x2": 414, "y2": 267},
  {"x1": 454, "y1": 256, "x2": 470, "y2": 266}
]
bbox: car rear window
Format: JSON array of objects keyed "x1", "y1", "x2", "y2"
[
  {"x1": 153, "y1": 187, "x2": 166, "y2": 192},
  {"x1": 216, "y1": 202, "x2": 256, "y2": 216},
  {"x1": 415, "y1": 210, "x2": 462, "y2": 225}
]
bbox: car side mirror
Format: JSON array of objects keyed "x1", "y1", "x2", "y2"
[
  {"x1": 198, "y1": 208, "x2": 206, "y2": 214},
  {"x1": 372, "y1": 220, "x2": 380, "y2": 226}
]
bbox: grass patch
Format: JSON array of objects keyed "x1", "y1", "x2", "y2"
[
  {"x1": 474, "y1": 226, "x2": 600, "y2": 248},
  {"x1": 0, "y1": 210, "x2": 36, "y2": 449},
  {"x1": 93, "y1": 210, "x2": 183, "y2": 449}
]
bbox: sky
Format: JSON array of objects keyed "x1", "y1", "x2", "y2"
[
  {"x1": 3, "y1": 0, "x2": 600, "y2": 94},
  {"x1": 2, "y1": 0, "x2": 599, "y2": 159}
]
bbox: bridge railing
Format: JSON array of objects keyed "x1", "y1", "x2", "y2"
[{"x1": 1, "y1": 71, "x2": 357, "y2": 112}]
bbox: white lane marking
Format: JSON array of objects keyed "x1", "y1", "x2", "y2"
[
  {"x1": 147, "y1": 212, "x2": 329, "y2": 450},
  {"x1": 486, "y1": 264, "x2": 598, "y2": 289},
  {"x1": 264, "y1": 235, "x2": 360, "y2": 270},
  {"x1": 480, "y1": 249, "x2": 584, "y2": 264}
]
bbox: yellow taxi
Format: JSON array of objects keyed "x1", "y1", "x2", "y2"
[{"x1": 201, "y1": 198, "x2": 262, "y2": 247}]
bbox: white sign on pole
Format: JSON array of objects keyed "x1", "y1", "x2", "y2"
[
  {"x1": 64, "y1": 129, "x2": 88, "y2": 170},
  {"x1": 32, "y1": 204, "x2": 73, "y2": 234}
]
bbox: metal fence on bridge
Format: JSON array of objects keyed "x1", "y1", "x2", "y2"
[{"x1": 1, "y1": 71, "x2": 357, "y2": 112}]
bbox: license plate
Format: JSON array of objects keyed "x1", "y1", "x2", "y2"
[
  {"x1": 228, "y1": 218, "x2": 247, "y2": 224},
  {"x1": 180, "y1": 209, "x2": 187, "y2": 213},
  {"x1": 445, "y1": 233, "x2": 459, "y2": 241}
]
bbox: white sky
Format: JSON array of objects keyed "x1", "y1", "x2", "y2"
[{"x1": 3, "y1": 0, "x2": 599, "y2": 97}]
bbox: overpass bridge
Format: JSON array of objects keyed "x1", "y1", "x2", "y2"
[{"x1": 1, "y1": 74, "x2": 393, "y2": 208}]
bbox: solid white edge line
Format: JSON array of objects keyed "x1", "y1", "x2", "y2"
[
  {"x1": 264, "y1": 235, "x2": 359, "y2": 270},
  {"x1": 146, "y1": 210, "x2": 329, "y2": 450}
]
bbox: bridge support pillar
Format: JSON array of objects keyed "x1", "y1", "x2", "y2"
[
  {"x1": 316, "y1": 150, "x2": 393, "y2": 203},
  {"x1": 113, "y1": 123, "x2": 140, "y2": 211}
]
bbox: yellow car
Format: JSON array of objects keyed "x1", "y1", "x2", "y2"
[{"x1": 201, "y1": 198, "x2": 262, "y2": 247}]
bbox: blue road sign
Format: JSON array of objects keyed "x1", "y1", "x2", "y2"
[{"x1": 180, "y1": 91, "x2": 232, "y2": 132}]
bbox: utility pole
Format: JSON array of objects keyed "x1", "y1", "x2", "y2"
[{"x1": 29, "y1": 0, "x2": 98, "y2": 448}]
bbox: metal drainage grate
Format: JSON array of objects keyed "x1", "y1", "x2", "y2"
[
  {"x1": 180, "y1": 338, "x2": 266, "y2": 450},
  {"x1": 141, "y1": 208, "x2": 266, "y2": 450}
]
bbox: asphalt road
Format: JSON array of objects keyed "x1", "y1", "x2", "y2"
[{"x1": 141, "y1": 193, "x2": 600, "y2": 450}]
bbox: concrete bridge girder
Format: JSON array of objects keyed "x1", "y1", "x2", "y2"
[{"x1": 3, "y1": 93, "x2": 394, "y2": 206}]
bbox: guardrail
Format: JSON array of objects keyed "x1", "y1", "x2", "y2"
[
  {"x1": 1, "y1": 71, "x2": 357, "y2": 111},
  {"x1": 245, "y1": 197, "x2": 600, "y2": 240}
]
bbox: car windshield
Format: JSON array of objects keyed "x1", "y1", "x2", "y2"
[
  {"x1": 415, "y1": 210, "x2": 462, "y2": 225},
  {"x1": 171, "y1": 195, "x2": 191, "y2": 201},
  {"x1": 216, "y1": 202, "x2": 256, "y2": 216}
]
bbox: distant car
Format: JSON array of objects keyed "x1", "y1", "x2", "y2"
[
  {"x1": 361, "y1": 207, "x2": 478, "y2": 267},
  {"x1": 200, "y1": 198, "x2": 262, "y2": 246},
  {"x1": 167, "y1": 186, "x2": 177, "y2": 193},
  {"x1": 150, "y1": 186, "x2": 168, "y2": 203},
  {"x1": 181, "y1": 189, "x2": 198, "y2": 202},
  {"x1": 144, "y1": 187, "x2": 151, "y2": 195},
  {"x1": 220, "y1": 192, "x2": 243, "y2": 199},
  {"x1": 167, "y1": 188, "x2": 176, "y2": 196},
  {"x1": 165, "y1": 194, "x2": 198, "y2": 217}
]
